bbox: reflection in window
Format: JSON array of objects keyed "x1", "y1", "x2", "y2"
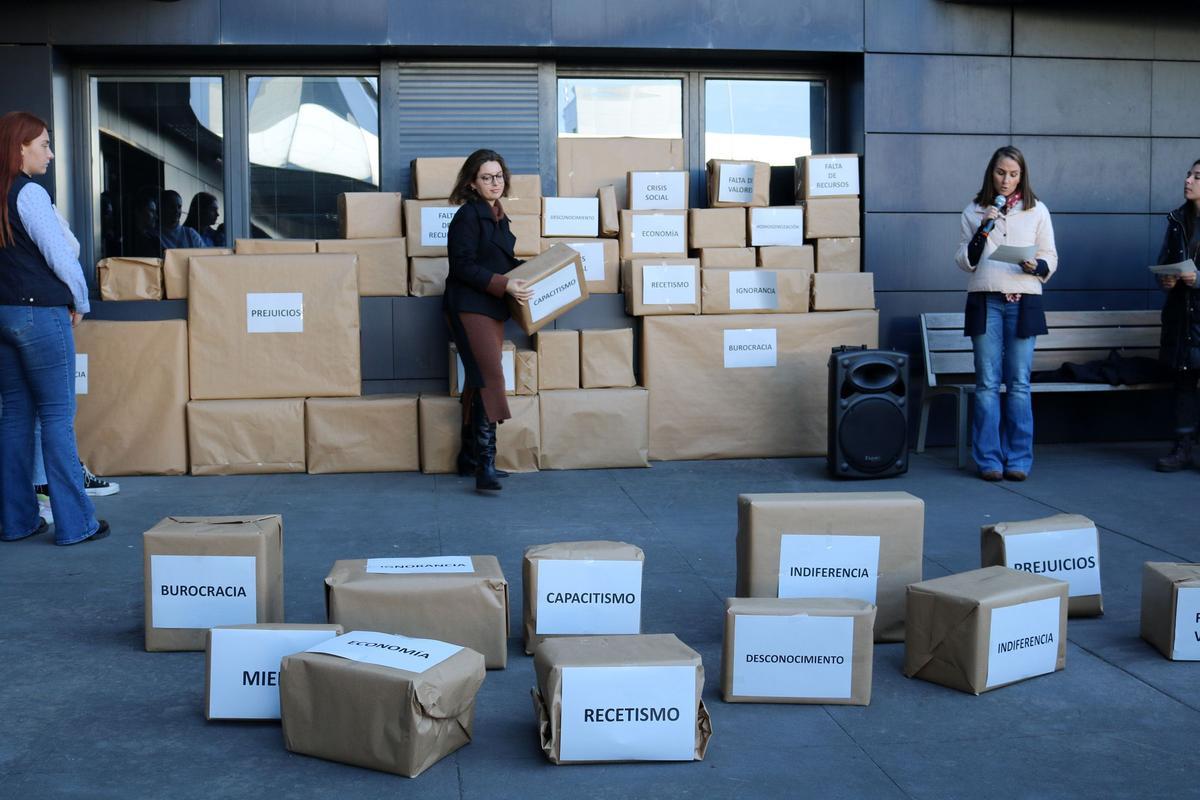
[
  {"x1": 558, "y1": 78, "x2": 682, "y2": 138},
  {"x1": 705, "y1": 79, "x2": 821, "y2": 166},
  {"x1": 247, "y1": 76, "x2": 379, "y2": 239},
  {"x1": 92, "y1": 76, "x2": 225, "y2": 259}
]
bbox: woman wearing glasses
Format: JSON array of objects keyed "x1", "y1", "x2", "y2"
[{"x1": 445, "y1": 149, "x2": 533, "y2": 493}]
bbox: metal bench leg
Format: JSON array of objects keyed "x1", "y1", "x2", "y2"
[
  {"x1": 957, "y1": 391, "x2": 969, "y2": 469},
  {"x1": 916, "y1": 395, "x2": 932, "y2": 454}
]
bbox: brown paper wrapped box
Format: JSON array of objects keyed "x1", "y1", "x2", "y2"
[
  {"x1": 279, "y1": 632, "x2": 485, "y2": 777},
  {"x1": 618, "y1": 210, "x2": 688, "y2": 260},
  {"x1": 812, "y1": 272, "x2": 875, "y2": 311},
  {"x1": 234, "y1": 239, "x2": 317, "y2": 254},
  {"x1": 504, "y1": 244, "x2": 589, "y2": 335},
  {"x1": 74, "y1": 319, "x2": 189, "y2": 476},
  {"x1": 539, "y1": 388, "x2": 649, "y2": 470},
  {"x1": 411, "y1": 157, "x2": 466, "y2": 200},
  {"x1": 802, "y1": 197, "x2": 860, "y2": 239},
  {"x1": 143, "y1": 515, "x2": 284, "y2": 652},
  {"x1": 642, "y1": 311, "x2": 878, "y2": 459},
  {"x1": 506, "y1": 174, "x2": 543, "y2": 216},
  {"x1": 508, "y1": 214, "x2": 543, "y2": 257},
  {"x1": 532, "y1": 634, "x2": 711, "y2": 764},
  {"x1": 409, "y1": 257, "x2": 449, "y2": 296},
  {"x1": 188, "y1": 253, "x2": 360, "y2": 400},
  {"x1": 621, "y1": 258, "x2": 700, "y2": 316},
  {"x1": 404, "y1": 199, "x2": 459, "y2": 257},
  {"x1": 687, "y1": 208, "x2": 746, "y2": 249},
  {"x1": 736, "y1": 492, "x2": 923, "y2": 642},
  {"x1": 557, "y1": 137, "x2": 685, "y2": 208},
  {"x1": 317, "y1": 238, "x2": 408, "y2": 296},
  {"x1": 758, "y1": 244, "x2": 814, "y2": 270},
  {"x1": 816, "y1": 237, "x2": 861, "y2": 273},
  {"x1": 706, "y1": 159, "x2": 770, "y2": 208},
  {"x1": 981, "y1": 514, "x2": 1103, "y2": 618},
  {"x1": 338, "y1": 192, "x2": 404, "y2": 239},
  {"x1": 97, "y1": 257, "x2": 163, "y2": 301},
  {"x1": 796, "y1": 154, "x2": 861, "y2": 199},
  {"x1": 515, "y1": 349, "x2": 538, "y2": 395},
  {"x1": 721, "y1": 598, "x2": 875, "y2": 705},
  {"x1": 449, "y1": 340, "x2": 517, "y2": 396},
  {"x1": 597, "y1": 185, "x2": 619, "y2": 237},
  {"x1": 905, "y1": 566, "x2": 1068, "y2": 694},
  {"x1": 418, "y1": 394, "x2": 540, "y2": 474},
  {"x1": 1141, "y1": 562, "x2": 1200, "y2": 660},
  {"x1": 536, "y1": 329, "x2": 580, "y2": 390},
  {"x1": 162, "y1": 248, "x2": 232, "y2": 299},
  {"x1": 580, "y1": 328, "x2": 635, "y2": 388},
  {"x1": 522, "y1": 541, "x2": 646, "y2": 654},
  {"x1": 700, "y1": 247, "x2": 756, "y2": 269},
  {"x1": 545, "y1": 238, "x2": 620, "y2": 294},
  {"x1": 325, "y1": 557, "x2": 510, "y2": 669},
  {"x1": 305, "y1": 395, "x2": 419, "y2": 474},
  {"x1": 188, "y1": 399, "x2": 306, "y2": 475},
  {"x1": 701, "y1": 268, "x2": 811, "y2": 315}
]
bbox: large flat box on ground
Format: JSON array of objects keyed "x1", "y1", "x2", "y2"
[
  {"x1": 325, "y1": 557, "x2": 510, "y2": 669},
  {"x1": 1141, "y1": 562, "x2": 1200, "y2": 661},
  {"x1": 688, "y1": 208, "x2": 746, "y2": 249},
  {"x1": 97, "y1": 257, "x2": 162, "y2": 301},
  {"x1": 904, "y1": 566, "x2": 1068, "y2": 694},
  {"x1": 522, "y1": 541, "x2": 645, "y2": 654},
  {"x1": 815, "y1": 238, "x2": 860, "y2": 273},
  {"x1": 536, "y1": 330, "x2": 580, "y2": 390},
  {"x1": 621, "y1": 258, "x2": 700, "y2": 316},
  {"x1": 411, "y1": 157, "x2": 465, "y2": 200},
  {"x1": 506, "y1": 174, "x2": 542, "y2": 216},
  {"x1": 187, "y1": 254, "x2": 360, "y2": 400},
  {"x1": 533, "y1": 634, "x2": 711, "y2": 764},
  {"x1": 404, "y1": 199, "x2": 458, "y2": 257},
  {"x1": 706, "y1": 159, "x2": 770, "y2": 207},
  {"x1": 142, "y1": 515, "x2": 284, "y2": 652},
  {"x1": 642, "y1": 311, "x2": 878, "y2": 460},
  {"x1": 802, "y1": 197, "x2": 860, "y2": 239},
  {"x1": 557, "y1": 137, "x2": 686, "y2": 208},
  {"x1": 580, "y1": 328, "x2": 635, "y2": 388},
  {"x1": 545, "y1": 238, "x2": 619, "y2": 294},
  {"x1": 74, "y1": 319, "x2": 189, "y2": 476},
  {"x1": 795, "y1": 154, "x2": 861, "y2": 199},
  {"x1": 305, "y1": 395, "x2": 419, "y2": 474},
  {"x1": 812, "y1": 273, "x2": 875, "y2": 311},
  {"x1": 417, "y1": 394, "x2": 540, "y2": 474},
  {"x1": 163, "y1": 248, "x2": 232, "y2": 299},
  {"x1": 700, "y1": 268, "x2": 810, "y2": 315},
  {"x1": 721, "y1": 598, "x2": 875, "y2": 705},
  {"x1": 280, "y1": 631, "x2": 485, "y2": 777},
  {"x1": 504, "y1": 244, "x2": 589, "y2": 335},
  {"x1": 409, "y1": 257, "x2": 448, "y2": 296},
  {"x1": 317, "y1": 238, "x2": 408, "y2": 296},
  {"x1": 538, "y1": 388, "x2": 649, "y2": 470},
  {"x1": 234, "y1": 239, "x2": 317, "y2": 254},
  {"x1": 736, "y1": 492, "x2": 923, "y2": 642},
  {"x1": 188, "y1": 399, "x2": 306, "y2": 475},
  {"x1": 338, "y1": 192, "x2": 404, "y2": 239},
  {"x1": 981, "y1": 514, "x2": 1103, "y2": 617},
  {"x1": 618, "y1": 210, "x2": 687, "y2": 260}
]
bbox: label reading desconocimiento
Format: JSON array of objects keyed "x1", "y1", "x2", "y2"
[
  {"x1": 365, "y1": 556, "x2": 475, "y2": 574},
  {"x1": 535, "y1": 559, "x2": 643, "y2": 635},
  {"x1": 246, "y1": 293, "x2": 303, "y2": 333},
  {"x1": 723, "y1": 329, "x2": 777, "y2": 368},
  {"x1": 732, "y1": 613, "x2": 854, "y2": 699}
]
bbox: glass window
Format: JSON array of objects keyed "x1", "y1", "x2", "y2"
[
  {"x1": 558, "y1": 78, "x2": 683, "y2": 138},
  {"x1": 704, "y1": 79, "x2": 823, "y2": 166},
  {"x1": 247, "y1": 75, "x2": 379, "y2": 239},
  {"x1": 92, "y1": 76, "x2": 225, "y2": 259}
]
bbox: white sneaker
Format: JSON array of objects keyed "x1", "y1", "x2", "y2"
[{"x1": 37, "y1": 493, "x2": 53, "y2": 525}]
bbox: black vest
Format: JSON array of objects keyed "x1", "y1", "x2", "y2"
[{"x1": 0, "y1": 174, "x2": 75, "y2": 307}]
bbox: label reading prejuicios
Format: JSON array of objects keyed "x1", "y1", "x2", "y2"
[
  {"x1": 246, "y1": 293, "x2": 304, "y2": 333},
  {"x1": 307, "y1": 630, "x2": 462, "y2": 674},
  {"x1": 529, "y1": 265, "x2": 582, "y2": 323},
  {"x1": 717, "y1": 163, "x2": 756, "y2": 203},
  {"x1": 364, "y1": 556, "x2": 475, "y2": 574},
  {"x1": 732, "y1": 613, "x2": 854, "y2": 699},
  {"x1": 777, "y1": 534, "x2": 881, "y2": 603},
  {"x1": 1001, "y1": 527, "x2": 1101, "y2": 598},
  {"x1": 723, "y1": 328, "x2": 777, "y2": 368},
  {"x1": 150, "y1": 554, "x2": 258, "y2": 629},
  {"x1": 642, "y1": 265, "x2": 695, "y2": 306},
  {"x1": 728, "y1": 270, "x2": 779, "y2": 311},
  {"x1": 985, "y1": 595, "x2": 1062, "y2": 689},
  {"x1": 75, "y1": 353, "x2": 88, "y2": 395},
  {"x1": 420, "y1": 206, "x2": 458, "y2": 247},
  {"x1": 535, "y1": 559, "x2": 643, "y2": 635}
]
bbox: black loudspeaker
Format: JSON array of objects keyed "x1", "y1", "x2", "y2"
[{"x1": 827, "y1": 346, "x2": 909, "y2": 479}]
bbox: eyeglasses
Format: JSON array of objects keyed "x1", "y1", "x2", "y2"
[{"x1": 478, "y1": 173, "x2": 505, "y2": 185}]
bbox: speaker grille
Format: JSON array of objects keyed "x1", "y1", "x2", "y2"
[{"x1": 838, "y1": 397, "x2": 906, "y2": 474}]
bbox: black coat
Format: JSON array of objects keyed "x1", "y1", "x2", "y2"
[
  {"x1": 443, "y1": 199, "x2": 520, "y2": 321},
  {"x1": 1158, "y1": 204, "x2": 1200, "y2": 370}
]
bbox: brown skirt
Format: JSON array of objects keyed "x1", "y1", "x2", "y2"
[{"x1": 452, "y1": 311, "x2": 511, "y2": 424}]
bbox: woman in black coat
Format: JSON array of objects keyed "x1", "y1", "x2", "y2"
[
  {"x1": 1154, "y1": 158, "x2": 1200, "y2": 471},
  {"x1": 444, "y1": 149, "x2": 533, "y2": 492}
]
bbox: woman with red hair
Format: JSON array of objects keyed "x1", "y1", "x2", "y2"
[{"x1": 0, "y1": 111, "x2": 107, "y2": 544}]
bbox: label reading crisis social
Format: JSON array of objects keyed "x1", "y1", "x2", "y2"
[
  {"x1": 642, "y1": 265, "x2": 695, "y2": 306},
  {"x1": 1172, "y1": 586, "x2": 1200, "y2": 660},
  {"x1": 732, "y1": 614, "x2": 854, "y2": 699},
  {"x1": 807, "y1": 156, "x2": 860, "y2": 197},
  {"x1": 208, "y1": 627, "x2": 340, "y2": 719},
  {"x1": 985, "y1": 595, "x2": 1062, "y2": 689},
  {"x1": 777, "y1": 534, "x2": 881, "y2": 602},
  {"x1": 151, "y1": 554, "x2": 258, "y2": 629},
  {"x1": 75, "y1": 353, "x2": 88, "y2": 395},
  {"x1": 457, "y1": 350, "x2": 515, "y2": 393},
  {"x1": 723, "y1": 328, "x2": 777, "y2": 368},
  {"x1": 631, "y1": 215, "x2": 686, "y2": 254},
  {"x1": 728, "y1": 270, "x2": 779, "y2": 311},
  {"x1": 750, "y1": 208, "x2": 805, "y2": 246},
  {"x1": 535, "y1": 559, "x2": 643, "y2": 635},
  {"x1": 529, "y1": 265, "x2": 582, "y2": 323},
  {"x1": 1002, "y1": 527, "x2": 1101, "y2": 598},
  {"x1": 543, "y1": 198, "x2": 599, "y2": 237},
  {"x1": 717, "y1": 162, "x2": 756, "y2": 203},
  {"x1": 307, "y1": 630, "x2": 462, "y2": 674},
  {"x1": 420, "y1": 206, "x2": 458, "y2": 247},
  {"x1": 565, "y1": 242, "x2": 607, "y2": 282},
  {"x1": 630, "y1": 172, "x2": 686, "y2": 210},
  {"x1": 246, "y1": 292, "x2": 303, "y2": 333},
  {"x1": 365, "y1": 556, "x2": 474, "y2": 574},
  {"x1": 559, "y1": 665, "x2": 696, "y2": 762}
]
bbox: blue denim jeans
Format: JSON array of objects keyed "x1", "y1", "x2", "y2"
[
  {"x1": 971, "y1": 295, "x2": 1037, "y2": 474},
  {"x1": 0, "y1": 305, "x2": 98, "y2": 544}
]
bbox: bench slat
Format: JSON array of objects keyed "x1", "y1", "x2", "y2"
[
  {"x1": 931, "y1": 347, "x2": 1160, "y2": 375},
  {"x1": 927, "y1": 326, "x2": 1160, "y2": 353},
  {"x1": 923, "y1": 310, "x2": 1159, "y2": 330}
]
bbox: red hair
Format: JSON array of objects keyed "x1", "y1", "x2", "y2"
[{"x1": 0, "y1": 111, "x2": 49, "y2": 247}]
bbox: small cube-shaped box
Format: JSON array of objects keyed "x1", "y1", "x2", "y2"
[
  {"x1": 1141, "y1": 562, "x2": 1200, "y2": 661},
  {"x1": 580, "y1": 328, "x2": 635, "y2": 388}
]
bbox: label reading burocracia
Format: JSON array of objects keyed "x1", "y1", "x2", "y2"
[{"x1": 151, "y1": 554, "x2": 258, "y2": 629}]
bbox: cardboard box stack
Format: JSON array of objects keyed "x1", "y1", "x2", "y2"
[{"x1": 796, "y1": 154, "x2": 864, "y2": 278}]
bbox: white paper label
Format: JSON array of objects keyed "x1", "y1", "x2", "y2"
[
  {"x1": 985, "y1": 596, "x2": 1062, "y2": 689},
  {"x1": 1172, "y1": 586, "x2": 1200, "y2": 660},
  {"x1": 456, "y1": 350, "x2": 515, "y2": 393},
  {"x1": 806, "y1": 156, "x2": 860, "y2": 197},
  {"x1": 75, "y1": 353, "x2": 88, "y2": 395},
  {"x1": 150, "y1": 554, "x2": 258, "y2": 629},
  {"x1": 559, "y1": 665, "x2": 696, "y2": 762},
  {"x1": 728, "y1": 270, "x2": 779, "y2": 311},
  {"x1": 420, "y1": 206, "x2": 458, "y2": 247},
  {"x1": 564, "y1": 242, "x2": 607, "y2": 282},
  {"x1": 543, "y1": 198, "x2": 599, "y2": 237},
  {"x1": 717, "y1": 162, "x2": 756, "y2": 203},
  {"x1": 641, "y1": 265, "x2": 696, "y2": 306},
  {"x1": 207, "y1": 627, "x2": 340, "y2": 719},
  {"x1": 750, "y1": 207, "x2": 805, "y2": 246},
  {"x1": 777, "y1": 534, "x2": 881, "y2": 603},
  {"x1": 629, "y1": 172, "x2": 686, "y2": 210},
  {"x1": 246, "y1": 292, "x2": 303, "y2": 333},
  {"x1": 535, "y1": 559, "x2": 643, "y2": 635},
  {"x1": 631, "y1": 215, "x2": 686, "y2": 255},
  {"x1": 529, "y1": 265, "x2": 583, "y2": 323},
  {"x1": 365, "y1": 556, "x2": 475, "y2": 574},
  {"x1": 1001, "y1": 527, "x2": 1101, "y2": 598},
  {"x1": 731, "y1": 614, "x2": 854, "y2": 699},
  {"x1": 307, "y1": 630, "x2": 462, "y2": 674},
  {"x1": 723, "y1": 328, "x2": 777, "y2": 368}
]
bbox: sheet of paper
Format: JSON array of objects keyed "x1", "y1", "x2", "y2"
[
  {"x1": 1148, "y1": 259, "x2": 1197, "y2": 276},
  {"x1": 989, "y1": 244, "x2": 1036, "y2": 265}
]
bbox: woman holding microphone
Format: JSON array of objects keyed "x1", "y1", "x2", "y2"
[
  {"x1": 444, "y1": 149, "x2": 532, "y2": 493},
  {"x1": 955, "y1": 146, "x2": 1058, "y2": 481}
]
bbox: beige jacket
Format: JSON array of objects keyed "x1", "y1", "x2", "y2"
[{"x1": 954, "y1": 200, "x2": 1057, "y2": 294}]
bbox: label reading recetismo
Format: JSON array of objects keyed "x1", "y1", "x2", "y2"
[
  {"x1": 728, "y1": 270, "x2": 778, "y2": 311},
  {"x1": 151, "y1": 554, "x2": 258, "y2": 629},
  {"x1": 246, "y1": 292, "x2": 303, "y2": 333},
  {"x1": 420, "y1": 206, "x2": 458, "y2": 247},
  {"x1": 717, "y1": 162, "x2": 756, "y2": 204},
  {"x1": 642, "y1": 264, "x2": 696, "y2": 306},
  {"x1": 535, "y1": 559, "x2": 643, "y2": 635},
  {"x1": 985, "y1": 595, "x2": 1062, "y2": 689},
  {"x1": 307, "y1": 630, "x2": 462, "y2": 674},
  {"x1": 723, "y1": 328, "x2": 777, "y2": 368},
  {"x1": 732, "y1": 613, "x2": 854, "y2": 699},
  {"x1": 777, "y1": 534, "x2": 881, "y2": 602},
  {"x1": 365, "y1": 556, "x2": 475, "y2": 574},
  {"x1": 529, "y1": 265, "x2": 582, "y2": 323}
]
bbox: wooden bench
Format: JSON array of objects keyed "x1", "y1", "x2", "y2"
[{"x1": 917, "y1": 310, "x2": 1169, "y2": 468}]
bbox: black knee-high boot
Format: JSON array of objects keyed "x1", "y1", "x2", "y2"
[
  {"x1": 472, "y1": 395, "x2": 503, "y2": 492},
  {"x1": 457, "y1": 392, "x2": 506, "y2": 478}
]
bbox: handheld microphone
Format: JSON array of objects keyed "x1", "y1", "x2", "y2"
[{"x1": 980, "y1": 194, "x2": 1005, "y2": 235}]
